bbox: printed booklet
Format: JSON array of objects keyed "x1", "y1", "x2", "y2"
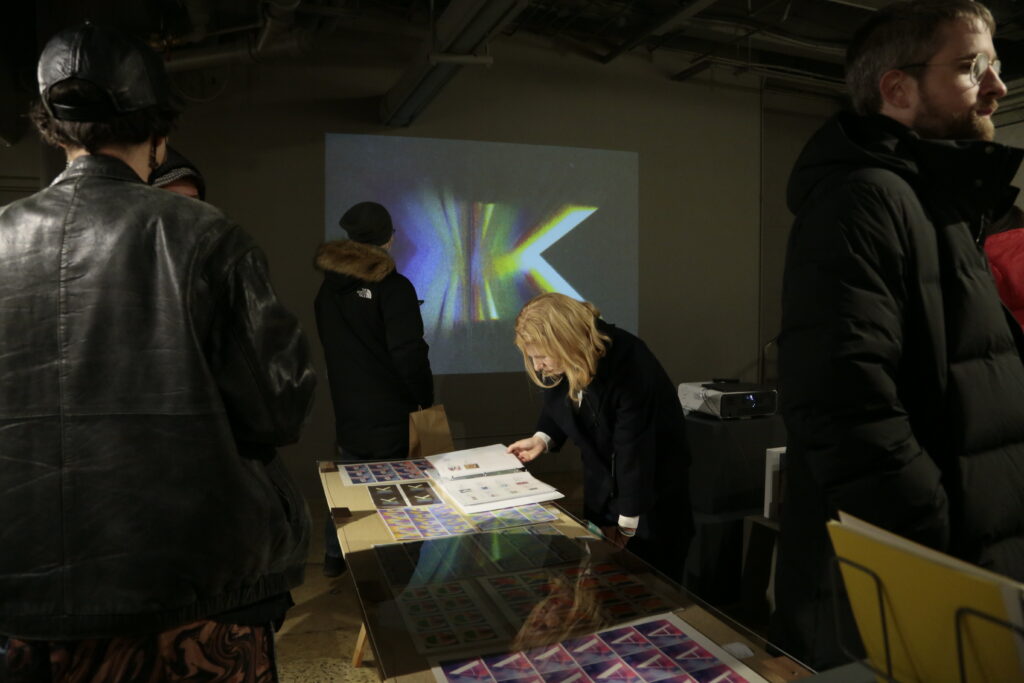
[{"x1": 426, "y1": 445, "x2": 564, "y2": 514}]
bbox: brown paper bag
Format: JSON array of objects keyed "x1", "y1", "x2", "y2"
[{"x1": 408, "y1": 404, "x2": 455, "y2": 458}]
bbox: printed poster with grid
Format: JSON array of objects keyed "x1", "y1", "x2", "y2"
[{"x1": 431, "y1": 612, "x2": 769, "y2": 683}]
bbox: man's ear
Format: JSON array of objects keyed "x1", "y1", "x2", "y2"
[
  {"x1": 153, "y1": 137, "x2": 169, "y2": 168},
  {"x1": 880, "y1": 69, "x2": 917, "y2": 111}
]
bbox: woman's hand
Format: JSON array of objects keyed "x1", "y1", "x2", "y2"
[
  {"x1": 600, "y1": 526, "x2": 632, "y2": 549},
  {"x1": 507, "y1": 437, "x2": 546, "y2": 463}
]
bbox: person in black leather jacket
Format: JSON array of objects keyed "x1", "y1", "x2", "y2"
[{"x1": 0, "y1": 23, "x2": 315, "y2": 680}]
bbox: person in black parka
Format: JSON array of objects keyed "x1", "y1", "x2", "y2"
[
  {"x1": 314, "y1": 201, "x2": 434, "y2": 459},
  {"x1": 314, "y1": 202, "x2": 433, "y2": 576},
  {"x1": 506, "y1": 293, "x2": 692, "y2": 584},
  {"x1": 775, "y1": 0, "x2": 1024, "y2": 669}
]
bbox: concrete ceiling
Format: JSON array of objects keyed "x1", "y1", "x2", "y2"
[{"x1": 5, "y1": 0, "x2": 1024, "y2": 138}]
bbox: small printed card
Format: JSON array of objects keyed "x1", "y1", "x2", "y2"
[
  {"x1": 369, "y1": 484, "x2": 407, "y2": 508},
  {"x1": 403, "y1": 481, "x2": 442, "y2": 506}
]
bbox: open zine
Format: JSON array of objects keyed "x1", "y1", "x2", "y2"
[{"x1": 426, "y1": 445, "x2": 563, "y2": 514}]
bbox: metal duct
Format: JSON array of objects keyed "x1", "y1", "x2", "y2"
[
  {"x1": 164, "y1": 0, "x2": 305, "y2": 73},
  {"x1": 380, "y1": 0, "x2": 530, "y2": 127}
]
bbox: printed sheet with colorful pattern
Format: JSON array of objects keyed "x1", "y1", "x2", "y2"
[
  {"x1": 338, "y1": 459, "x2": 437, "y2": 485},
  {"x1": 432, "y1": 613, "x2": 768, "y2": 683}
]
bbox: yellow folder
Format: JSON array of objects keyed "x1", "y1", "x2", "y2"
[{"x1": 827, "y1": 513, "x2": 1024, "y2": 683}]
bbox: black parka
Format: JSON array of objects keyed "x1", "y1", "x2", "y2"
[
  {"x1": 0, "y1": 156, "x2": 315, "y2": 639},
  {"x1": 774, "y1": 112, "x2": 1024, "y2": 667},
  {"x1": 314, "y1": 240, "x2": 433, "y2": 459}
]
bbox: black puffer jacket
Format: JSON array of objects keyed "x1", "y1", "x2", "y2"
[
  {"x1": 0, "y1": 155, "x2": 315, "y2": 640},
  {"x1": 775, "y1": 112, "x2": 1024, "y2": 667},
  {"x1": 314, "y1": 240, "x2": 433, "y2": 459}
]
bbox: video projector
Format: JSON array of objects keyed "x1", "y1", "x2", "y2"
[{"x1": 678, "y1": 381, "x2": 777, "y2": 419}]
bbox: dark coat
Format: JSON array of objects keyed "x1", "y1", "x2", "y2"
[
  {"x1": 0, "y1": 155, "x2": 316, "y2": 639},
  {"x1": 776, "y1": 112, "x2": 1024, "y2": 667},
  {"x1": 536, "y1": 322, "x2": 692, "y2": 579},
  {"x1": 314, "y1": 240, "x2": 433, "y2": 460}
]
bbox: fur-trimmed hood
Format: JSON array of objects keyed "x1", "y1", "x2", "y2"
[{"x1": 315, "y1": 240, "x2": 395, "y2": 283}]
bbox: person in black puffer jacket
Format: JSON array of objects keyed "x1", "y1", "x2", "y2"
[
  {"x1": 775, "y1": 0, "x2": 1024, "y2": 669},
  {"x1": 314, "y1": 202, "x2": 434, "y2": 576},
  {"x1": 314, "y1": 202, "x2": 434, "y2": 461}
]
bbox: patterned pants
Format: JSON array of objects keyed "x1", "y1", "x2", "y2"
[{"x1": 0, "y1": 620, "x2": 277, "y2": 683}]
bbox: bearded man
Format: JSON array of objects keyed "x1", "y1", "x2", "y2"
[{"x1": 774, "y1": 0, "x2": 1024, "y2": 669}]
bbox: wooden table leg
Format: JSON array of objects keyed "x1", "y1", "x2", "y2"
[{"x1": 352, "y1": 622, "x2": 369, "y2": 668}]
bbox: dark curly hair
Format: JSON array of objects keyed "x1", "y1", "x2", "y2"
[{"x1": 30, "y1": 79, "x2": 178, "y2": 153}]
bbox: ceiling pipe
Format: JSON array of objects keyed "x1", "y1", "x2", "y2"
[
  {"x1": 600, "y1": 0, "x2": 725, "y2": 64},
  {"x1": 380, "y1": 0, "x2": 529, "y2": 127},
  {"x1": 164, "y1": 31, "x2": 312, "y2": 72},
  {"x1": 163, "y1": 0, "x2": 305, "y2": 73},
  {"x1": 180, "y1": 0, "x2": 212, "y2": 44},
  {"x1": 257, "y1": 0, "x2": 301, "y2": 52},
  {"x1": 670, "y1": 0, "x2": 791, "y2": 81},
  {"x1": 687, "y1": 16, "x2": 845, "y2": 58}
]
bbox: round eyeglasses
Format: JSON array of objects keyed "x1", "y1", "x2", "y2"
[{"x1": 899, "y1": 52, "x2": 1001, "y2": 85}]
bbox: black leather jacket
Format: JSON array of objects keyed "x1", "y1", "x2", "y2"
[{"x1": 0, "y1": 155, "x2": 316, "y2": 639}]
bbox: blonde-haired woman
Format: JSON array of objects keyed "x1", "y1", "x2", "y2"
[{"x1": 507, "y1": 293, "x2": 693, "y2": 583}]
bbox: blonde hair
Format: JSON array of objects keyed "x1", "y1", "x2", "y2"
[
  {"x1": 514, "y1": 293, "x2": 611, "y2": 400},
  {"x1": 510, "y1": 570, "x2": 608, "y2": 651}
]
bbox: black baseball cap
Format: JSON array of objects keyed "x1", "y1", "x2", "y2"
[{"x1": 38, "y1": 22, "x2": 181, "y2": 122}]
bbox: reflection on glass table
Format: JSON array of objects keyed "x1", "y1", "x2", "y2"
[
  {"x1": 347, "y1": 529, "x2": 808, "y2": 682},
  {"x1": 319, "y1": 460, "x2": 810, "y2": 682}
]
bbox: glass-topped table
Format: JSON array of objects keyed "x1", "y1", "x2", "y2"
[{"x1": 319, "y1": 458, "x2": 813, "y2": 683}]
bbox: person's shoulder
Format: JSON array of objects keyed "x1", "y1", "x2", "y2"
[
  {"x1": 0, "y1": 188, "x2": 43, "y2": 219},
  {"x1": 601, "y1": 321, "x2": 638, "y2": 348},
  {"x1": 379, "y1": 269, "x2": 422, "y2": 303},
  {"x1": 136, "y1": 183, "x2": 232, "y2": 233},
  {"x1": 599, "y1": 322, "x2": 645, "y2": 366},
  {"x1": 385, "y1": 268, "x2": 414, "y2": 285},
  {"x1": 845, "y1": 166, "x2": 913, "y2": 194},
  {"x1": 803, "y1": 166, "x2": 920, "y2": 227},
  {"x1": 314, "y1": 240, "x2": 395, "y2": 282}
]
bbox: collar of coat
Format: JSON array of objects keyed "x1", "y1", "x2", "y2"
[
  {"x1": 314, "y1": 240, "x2": 395, "y2": 283},
  {"x1": 788, "y1": 111, "x2": 1023, "y2": 219},
  {"x1": 54, "y1": 153, "x2": 145, "y2": 186}
]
